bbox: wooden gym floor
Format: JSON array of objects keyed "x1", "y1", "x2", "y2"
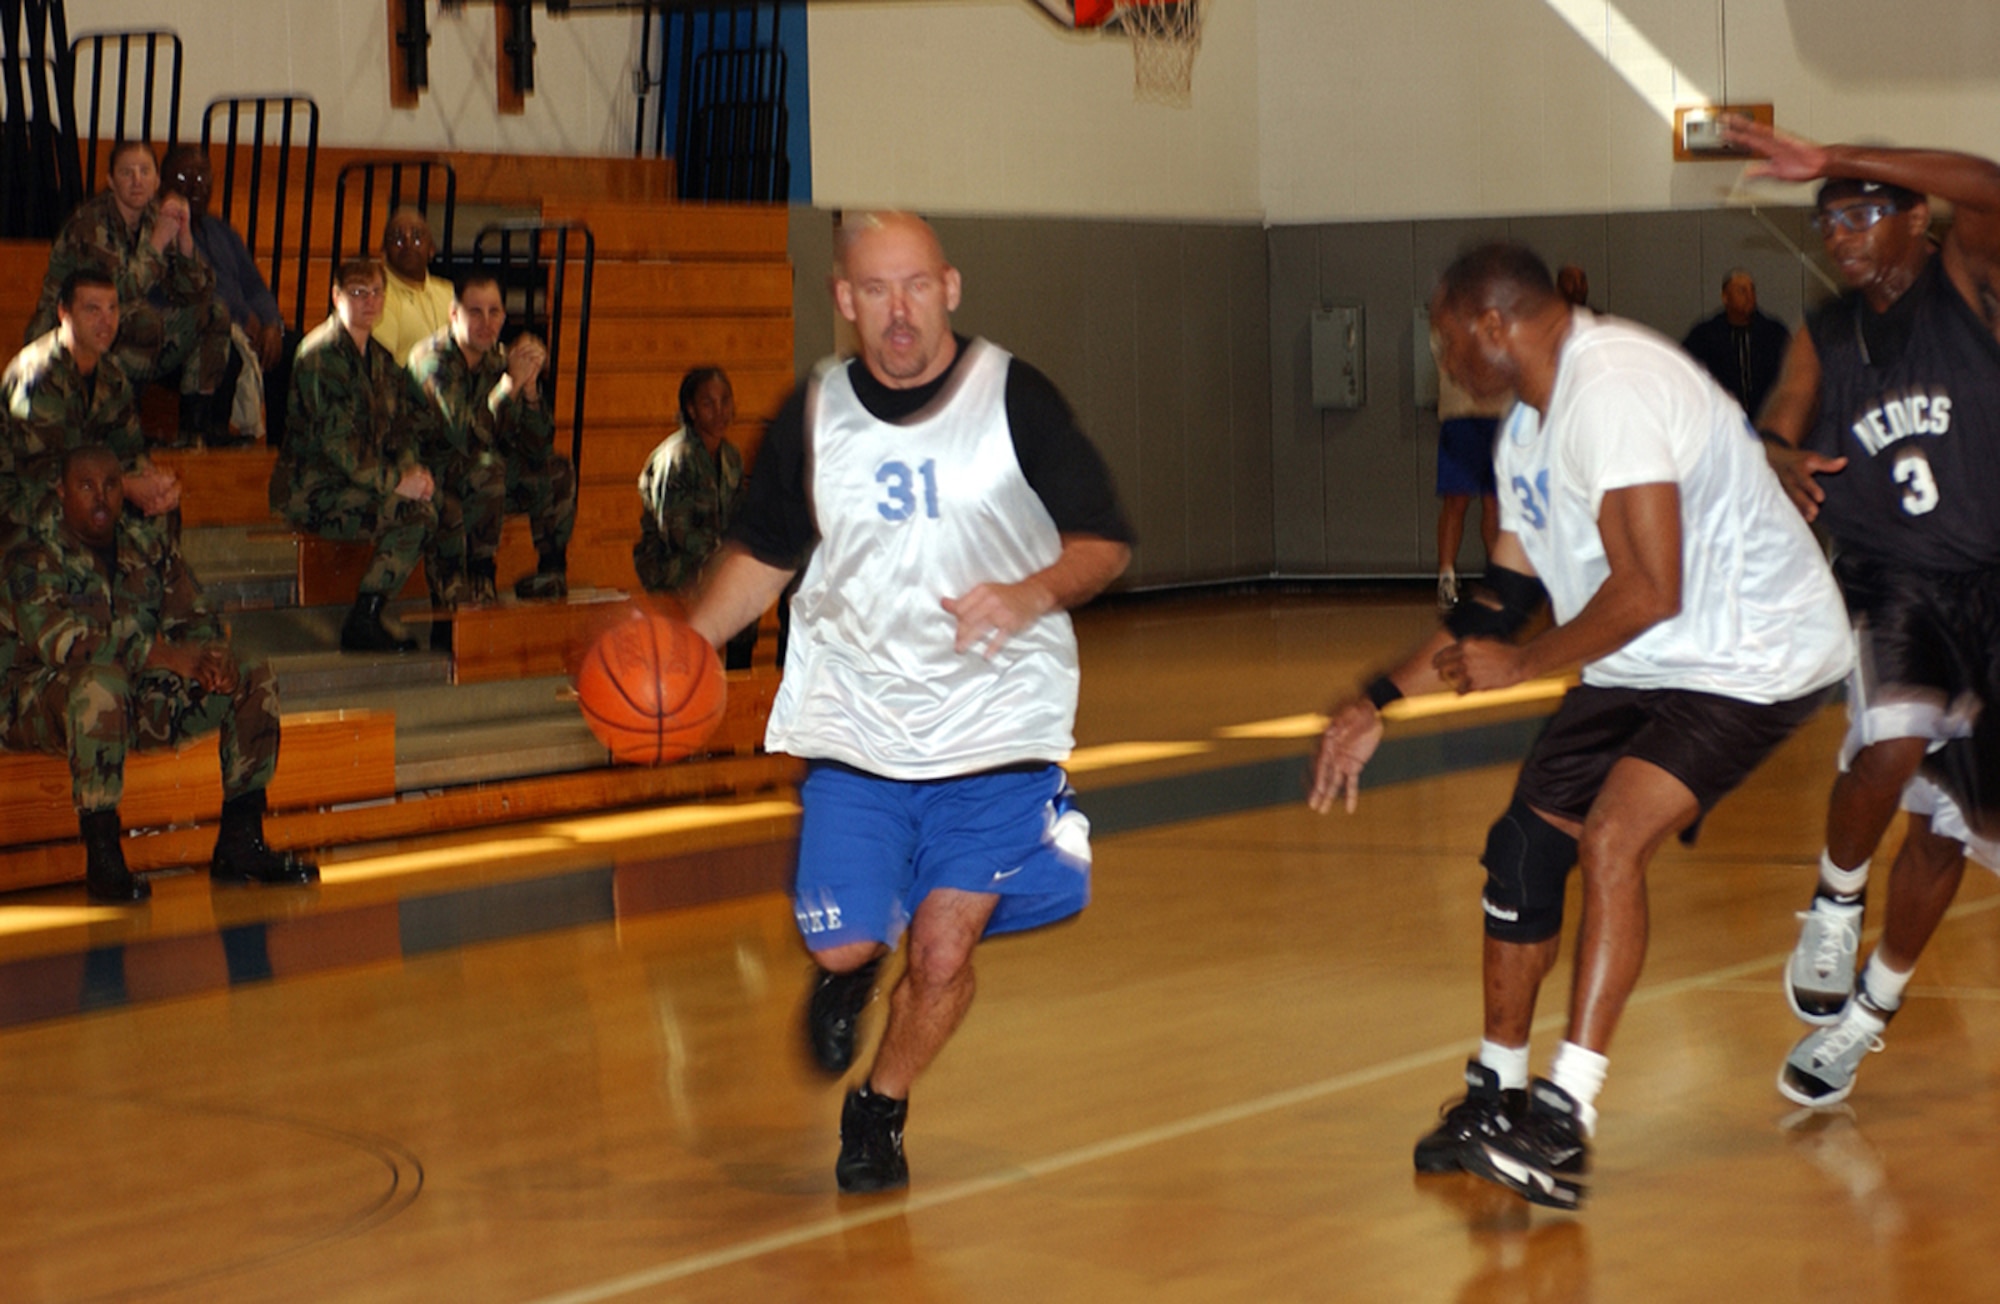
[{"x1": 3, "y1": 591, "x2": 1998, "y2": 1303}]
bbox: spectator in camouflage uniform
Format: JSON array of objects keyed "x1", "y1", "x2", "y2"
[
  {"x1": 635, "y1": 367, "x2": 757, "y2": 668},
  {"x1": 3, "y1": 270, "x2": 181, "y2": 551},
  {"x1": 407, "y1": 273, "x2": 575, "y2": 614},
  {"x1": 26, "y1": 141, "x2": 232, "y2": 444},
  {"x1": 271, "y1": 257, "x2": 439, "y2": 654},
  {"x1": 0, "y1": 446, "x2": 315, "y2": 902}
]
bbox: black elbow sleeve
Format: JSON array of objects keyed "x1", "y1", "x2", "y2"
[{"x1": 1443, "y1": 565, "x2": 1547, "y2": 640}]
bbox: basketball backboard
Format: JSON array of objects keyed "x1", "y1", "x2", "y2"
[{"x1": 1025, "y1": 0, "x2": 1116, "y2": 29}]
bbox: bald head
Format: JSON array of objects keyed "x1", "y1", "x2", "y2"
[
  {"x1": 834, "y1": 211, "x2": 945, "y2": 275},
  {"x1": 1721, "y1": 269, "x2": 1757, "y2": 325},
  {"x1": 833, "y1": 210, "x2": 963, "y2": 389}
]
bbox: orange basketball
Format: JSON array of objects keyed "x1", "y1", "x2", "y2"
[{"x1": 576, "y1": 610, "x2": 727, "y2": 765}]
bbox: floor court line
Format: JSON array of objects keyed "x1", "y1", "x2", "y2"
[{"x1": 517, "y1": 893, "x2": 2000, "y2": 1304}]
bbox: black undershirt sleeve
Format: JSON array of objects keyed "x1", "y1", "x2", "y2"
[
  {"x1": 1001, "y1": 358, "x2": 1135, "y2": 544},
  {"x1": 726, "y1": 382, "x2": 815, "y2": 569}
]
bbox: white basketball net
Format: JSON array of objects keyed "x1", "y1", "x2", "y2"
[{"x1": 1113, "y1": 0, "x2": 1205, "y2": 107}]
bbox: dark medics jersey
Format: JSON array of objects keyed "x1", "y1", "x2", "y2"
[{"x1": 1805, "y1": 254, "x2": 2000, "y2": 573}]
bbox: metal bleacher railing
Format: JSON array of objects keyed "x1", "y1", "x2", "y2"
[
  {"x1": 201, "y1": 94, "x2": 319, "y2": 334},
  {"x1": 0, "y1": 0, "x2": 82, "y2": 238},
  {"x1": 681, "y1": 44, "x2": 787, "y2": 203},
  {"x1": 473, "y1": 220, "x2": 595, "y2": 477},
  {"x1": 632, "y1": 1, "x2": 790, "y2": 202},
  {"x1": 330, "y1": 157, "x2": 457, "y2": 269},
  {"x1": 2, "y1": 18, "x2": 183, "y2": 235},
  {"x1": 70, "y1": 26, "x2": 178, "y2": 192}
]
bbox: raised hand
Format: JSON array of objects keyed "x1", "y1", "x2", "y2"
[{"x1": 1720, "y1": 117, "x2": 1830, "y2": 183}]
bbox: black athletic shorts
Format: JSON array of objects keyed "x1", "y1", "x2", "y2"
[
  {"x1": 1837, "y1": 554, "x2": 2000, "y2": 703},
  {"x1": 1514, "y1": 683, "x2": 1833, "y2": 840},
  {"x1": 1836, "y1": 555, "x2": 2000, "y2": 836}
]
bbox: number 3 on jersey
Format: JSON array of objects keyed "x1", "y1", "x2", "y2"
[
  {"x1": 877, "y1": 458, "x2": 940, "y2": 521},
  {"x1": 1892, "y1": 446, "x2": 1939, "y2": 516},
  {"x1": 1509, "y1": 470, "x2": 1551, "y2": 531}
]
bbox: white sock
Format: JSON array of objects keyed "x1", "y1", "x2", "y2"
[
  {"x1": 1819, "y1": 850, "x2": 1869, "y2": 901},
  {"x1": 1479, "y1": 1039, "x2": 1530, "y2": 1091},
  {"x1": 1549, "y1": 1040, "x2": 1609, "y2": 1136},
  {"x1": 1859, "y1": 953, "x2": 1911, "y2": 1013},
  {"x1": 1844, "y1": 996, "x2": 1889, "y2": 1036}
]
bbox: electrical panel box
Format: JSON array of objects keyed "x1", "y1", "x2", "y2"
[{"x1": 1311, "y1": 305, "x2": 1364, "y2": 409}]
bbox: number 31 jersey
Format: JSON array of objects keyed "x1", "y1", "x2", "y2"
[
  {"x1": 1495, "y1": 311, "x2": 1851, "y2": 702},
  {"x1": 1805, "y1": 254, "x2": 2000, "y2": 573},
  {"x1": 765, "y1": 339, "x2": 1081, "y2": 779}
]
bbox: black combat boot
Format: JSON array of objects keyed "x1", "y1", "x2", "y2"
[
  {"x1": 467, "y1": 558, "x2": 499, "y2": 606},
  {"x1": 425, "y1": 567, "x2": 459, "y2": 654},
  {"x1": 210, "y1": 790, "x2": 318, "y2": 885},
  {"x1": 79, "y1": 809, "x2": 149, "y2": 903},
  {"x1": 340, "y1": 592, "x2": 417, "y2": 653},
  {"x1": 514, "y1": 549, "x2": 568, "y2": 601}
]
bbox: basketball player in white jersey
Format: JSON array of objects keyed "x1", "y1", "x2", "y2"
[
  {"x1": 687, "y1": 212, "x2": 1132, "y2": 1194},
  {"x1": 1311, "y1": 243, "x2": 1851, "y2": 1208}
]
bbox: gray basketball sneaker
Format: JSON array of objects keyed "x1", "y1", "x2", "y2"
[
  {"x1": 1785, "y1": 893, "x2": 1862, "y2": 1025},
  {"x1": 1778, "y1": 995, "x2": 1891, "y2": 1106}
]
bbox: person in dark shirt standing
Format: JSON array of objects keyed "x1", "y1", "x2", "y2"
[{"x1": 1681, "y1": 268, "x2": 1790, "y2": 421}]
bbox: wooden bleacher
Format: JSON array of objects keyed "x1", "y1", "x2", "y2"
[
  {"x1": 0, "y1": 709, "x2": 394, "y2": 891},
  {"x1": 1, "y1": 238, "x2": 51, "y2": 347},
  {"x1": 0, "y1": 678, "x2": 793, "y2": 891},
  {"x1": 147, "y1": 446, "x2": 279, "y2": 526},
  {"x1": 1, "y1": 150, "x2": 800, "y2": 897}
]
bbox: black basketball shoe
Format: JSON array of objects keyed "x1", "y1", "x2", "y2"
[
  {"x1": 836, "y1": 1085, "x2": 909, "y2": 1194},
  {"x1": 1414, "y1": 1060, "x2": 1526, "y2": 1174},
  {"x1": 806, "y1": 958, "x2": 881, "y2": 1075},
  {"x1": 1465, "y1": 1078, "x2": 1591, "y2": 1209}
]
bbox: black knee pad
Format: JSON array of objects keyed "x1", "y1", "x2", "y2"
[{"x1": 1480, "y1": 797, "x2": 1578, "y2": 943}]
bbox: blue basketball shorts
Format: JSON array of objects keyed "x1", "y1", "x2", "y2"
[
  {"x1": 1436, "y1": 416, "x2": 1500, "y2": 497},
  {"x1": 791, "y1": 761, "x2": 1093, "y2": 952}
]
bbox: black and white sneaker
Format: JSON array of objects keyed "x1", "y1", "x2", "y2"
[
  {"x1": 1414, "y1": 1060, "x2": 1526, "y2": 1174},
  {"x1": 1465, "y1": 1078, "x2": 1590, "y2": 1209},
  {"x1": 806, "y1": 958, "x2": 881, "y2": 1075},
  {"x1": 836, "y1": 1086, "x2": 909, "y2": 1194}
]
